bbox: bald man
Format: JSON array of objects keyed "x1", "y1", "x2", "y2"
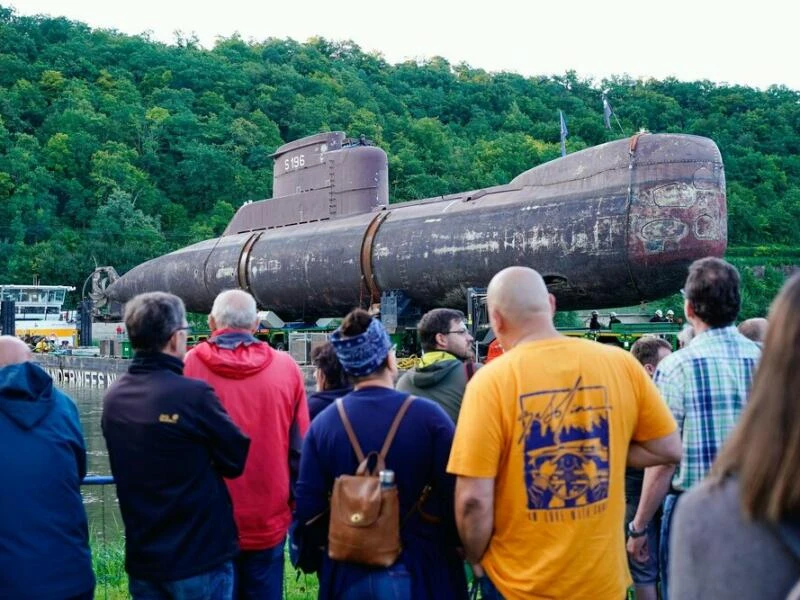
[
  {"x1": 737, "y1": 317, "x2": 768, "y2": 344},
  {"x1": 0, "y1": 336, "x2": 95, "y2": 599},
  {"x1": 184, "y1": 289, "x2": 309, "y2": 599},
  {"x1": 0, "y1": 335, "x2": 31, "y2": 366},
  {"x1": 447, "y1": 267, "x2": 682, "y2": 600}
]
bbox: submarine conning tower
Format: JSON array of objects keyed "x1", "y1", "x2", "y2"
[{"x1": 223, "y1": 131, "x2": 389, "y2": 235}]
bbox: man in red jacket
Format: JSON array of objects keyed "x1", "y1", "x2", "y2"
[{"x1": 185, "y1": 289, "x2": 309, "y2": 600}]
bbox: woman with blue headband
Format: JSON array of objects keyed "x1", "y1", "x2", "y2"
[{"x1": 293, "y1": 308, "x2": 468, "y2": 599}]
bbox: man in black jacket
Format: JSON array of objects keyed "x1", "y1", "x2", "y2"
[{"x1": 102, "y1": 292, "x2": 250, "y2": 599}]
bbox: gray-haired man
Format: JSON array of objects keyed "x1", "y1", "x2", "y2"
[
  {"x1": 185, "y1": 289, "x2": 309, "y2": 600},
  {"x1": 103, "y1": 292, "x2": 250, "y2": 599}
]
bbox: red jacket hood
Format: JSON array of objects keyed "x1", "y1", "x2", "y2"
[{"x1": 192, "y1": 329, "x2": 273, "y2": 379}]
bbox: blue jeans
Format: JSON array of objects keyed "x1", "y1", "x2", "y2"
[
  {"x1": 129, "y1": 561, "x2": 234, "y2": 600},
  {"x1": 659, "y1": 492, "x2": 682, "y2": 600},
  {"x1": 340, "y1": 562, "x2": 412, "y2": 600},
  {"x1": 234, "y1": 539, "x2": 285, "y2": 600}
]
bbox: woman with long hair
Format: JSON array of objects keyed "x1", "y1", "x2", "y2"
[{"x1": 669, "y1": 272, "x2": 800, "y2": 599}]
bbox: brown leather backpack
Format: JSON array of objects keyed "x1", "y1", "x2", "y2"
[{"x1": 328, "y1": 395, "x2": 415, "y2": 567}]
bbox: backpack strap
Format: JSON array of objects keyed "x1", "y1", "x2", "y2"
[
  {"x1": 336, "y1": 397, "x2": 365, "y2": 464},
  {"x1": 336, "y1": 394, "x2": 416, "y2": 468},
  {"x1": 379, "y1": 395, "x2": 415, "y2": 460},
  {"x1": 403, "y1": 483, "x2": 442, "y2": 526},
  {"x1": 337, "y1": 394, "x2": 439, "y2": 527}
]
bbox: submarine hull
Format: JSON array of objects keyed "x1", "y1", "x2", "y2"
[{"x1": 107, "y1": 133, "x2": 726, "y2": 320}]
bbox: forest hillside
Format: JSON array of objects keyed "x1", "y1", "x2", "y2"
[{"x1": 1, "y1": 7, "x2": 797, "y2": 316}]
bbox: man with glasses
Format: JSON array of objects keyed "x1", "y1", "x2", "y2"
[
  {"x1": 102, "y1": 292, "x2": 250, "y2": 599},
  {"x1": 397, "y1": 308, "x2": 479, "y2": 422},
  {"x1": 626, "y1": 257, "x2": 761, "y2": 599}
]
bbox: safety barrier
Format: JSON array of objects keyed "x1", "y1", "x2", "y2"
[{"x1": 80, "y1": 476, "x2": 319, "y2": 599}]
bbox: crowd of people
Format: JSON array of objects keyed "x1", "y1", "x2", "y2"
[{"x1": 1, "y1": 256, "x2": 798, "y2": 600}]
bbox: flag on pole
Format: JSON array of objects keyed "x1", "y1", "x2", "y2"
[
  {"x1": 559, "y1": 110, "x2": 568, "y2": 157},
  {"x1": 602, "y1": 92, "x2": 613, "y2": 129}
]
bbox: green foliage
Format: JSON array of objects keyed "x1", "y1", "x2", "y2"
[
  {"x1": 734, "y1": 263, "x2": 788, "y2": 320},
  {"x1": 91, "y1": 534, "x2": 127, "y2": 599},
  {"x1": 87, "y1": 189, "x2": 167, "y2": 273},
  {"x1": 0, "y1": 7, "x2": 797, "y2": 304},
  {"x1": 554, "y1": 311, "x2": 583, "y2": 328},
  {"x1": 284, "y1": 551, "x2": 320, "y2": 599}
]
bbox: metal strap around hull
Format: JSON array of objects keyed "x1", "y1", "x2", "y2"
[
  {"x1": 623, "y1": 133, "x2": 646, "y2": 300},
  {"x1": 237, "y1": 231, "x2": 263, "y2": 295},
  {"x1": 359, "y1": 210, "x2": 390, "y2": 305}
]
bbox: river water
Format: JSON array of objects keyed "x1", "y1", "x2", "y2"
[
  {"x1": 66, "y1": 369, "x2": 317, "y2": 542},
  {"x1": 71, "y1": 384, "x2": 123, "y2": 541}
]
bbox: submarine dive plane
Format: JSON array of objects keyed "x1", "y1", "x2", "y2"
[{"x1": 106, "y1": 130, "x2": 727, "y2": 321}]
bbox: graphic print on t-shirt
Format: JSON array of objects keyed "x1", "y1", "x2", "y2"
[{"x1": 518, "y1": 376, "x2": 610, "y2": 515}]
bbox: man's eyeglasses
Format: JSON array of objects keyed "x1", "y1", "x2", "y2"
[
  {"x1": 446, "y1": 329, "x2": 470, "y2": 336},
  {"x1": 173, "y1": 325, "x2": 192, "y2": 335}
]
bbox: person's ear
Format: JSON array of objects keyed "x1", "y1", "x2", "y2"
[
  {"x1": 166, "y1": 330, "x2": 180, "y2": 354},
  {"x1": 489, "y1": 307, "x2": 504, "y2": 336},
  {"x1": 548, "y1": 293, "x2": 557, "y2": 315},
  {"x1": 684, "y1": 298, "x2": 695, "y2": 320},
  {"x1": 208, "y1": 315, "x2": 216, "y2": 331},
  {"x1": 434, "y1": 332, "x2": 448, "y2": 349},
  {"x1": 387, "y1": 349, "x2": 399, "y2": 377}
]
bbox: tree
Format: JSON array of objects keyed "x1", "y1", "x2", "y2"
[
  {"x1": 86, "y1": 189, "x2": 167, "y2": 273},
  {"x1": 89, "y1": 141, "x2": 164, "y2": 214}
]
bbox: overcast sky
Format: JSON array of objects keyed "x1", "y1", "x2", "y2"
[{"x1": 8, "y1": 0, "x2": 799, "y2": 91}]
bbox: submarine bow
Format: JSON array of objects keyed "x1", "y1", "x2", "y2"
[{"x1": 107, "y1": 131, "x2": 726, "y2": 320}]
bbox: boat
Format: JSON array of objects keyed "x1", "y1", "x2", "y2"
[{"x1": 0, "y1": 284, "x2": 77, "y2": 347}]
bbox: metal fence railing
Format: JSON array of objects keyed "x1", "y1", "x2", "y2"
[{"x1": 80, "y1": 476, "x2": 320, "y2": 599}]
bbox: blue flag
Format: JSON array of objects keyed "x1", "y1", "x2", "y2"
[
  {"x1": 602, "y1": 94, "x2": 613, "y2": 129},
  {"x1": 559, "y1": 110, "x2": 568, "y2": 157}
]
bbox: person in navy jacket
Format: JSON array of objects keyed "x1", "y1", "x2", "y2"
[
  {"x1": 293, "y1": 309, "x2": 468, "y2": 599},
  {"x1": 0, "y1": 335, "x2": 95, "y2": 600}
]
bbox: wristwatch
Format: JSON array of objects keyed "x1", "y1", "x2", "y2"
[{"x1": 627, "y1": 521, "x2": 647, "y2": 538}]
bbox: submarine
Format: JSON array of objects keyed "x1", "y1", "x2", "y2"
[{"x1": 106, "y1": 130, "x2": 727, "y2": 321}]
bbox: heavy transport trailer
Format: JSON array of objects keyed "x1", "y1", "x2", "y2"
[{"x1": 106, "y1": 130, "x2": 727, "y2": 329}]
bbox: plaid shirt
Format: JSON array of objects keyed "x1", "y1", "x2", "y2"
[{"x1": 653, "y1": 326, "x2": 760, "y2": 491}]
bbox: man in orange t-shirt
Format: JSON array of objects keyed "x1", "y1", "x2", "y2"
[{"x1": 448, "y1": 267, "x2": 681, "y2": 600}]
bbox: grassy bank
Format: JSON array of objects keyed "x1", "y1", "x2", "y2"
[
  {"x1": 89, "y1": 536, "x2": 320, "y2": 599},
  {"x1": 91, "y1": 535, "x2": 127, "y2": 599}
]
